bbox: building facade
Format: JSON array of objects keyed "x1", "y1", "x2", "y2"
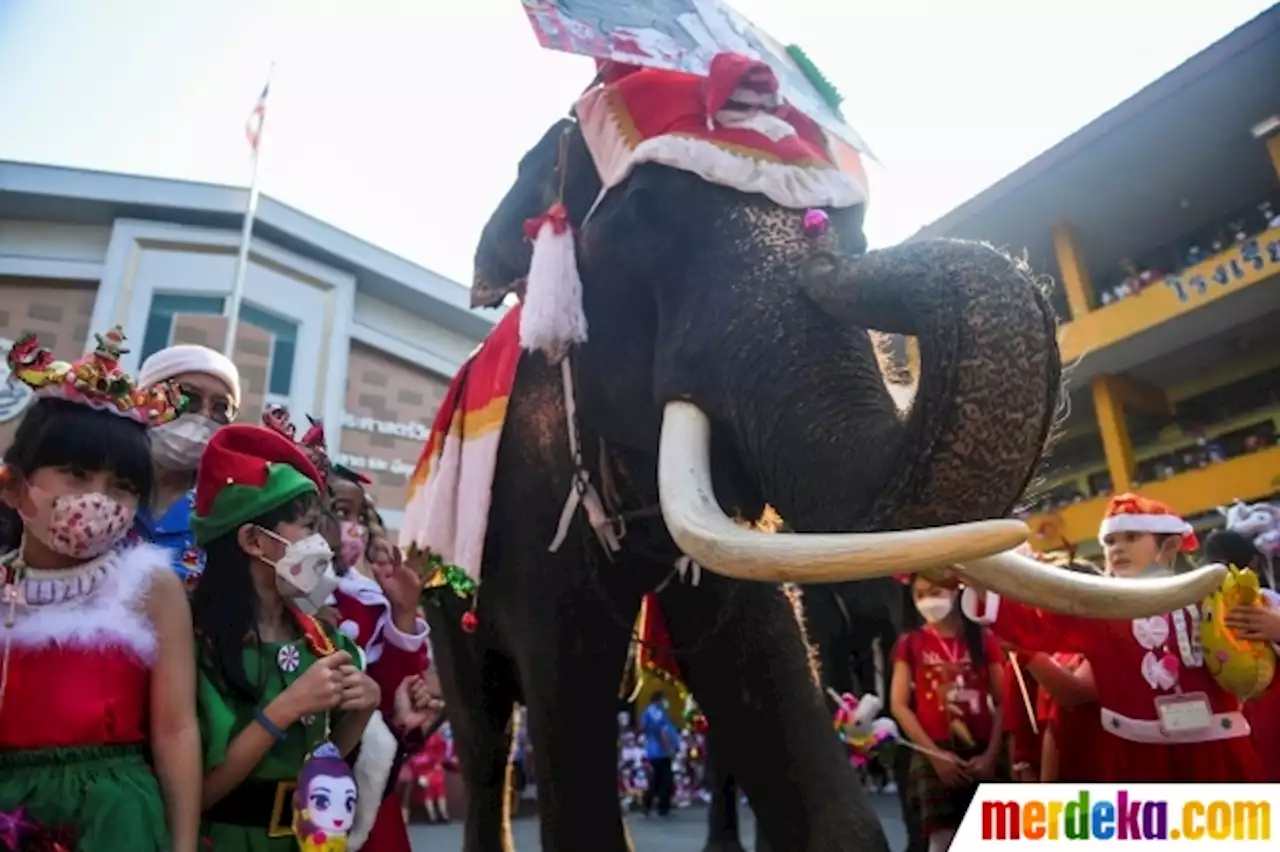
[
  {"x1": 911, "y1": 6, "x2": 1280, "y2": 555},
  {"x1": 0, "y1": 161, "x2": 496, "y2": 535}
]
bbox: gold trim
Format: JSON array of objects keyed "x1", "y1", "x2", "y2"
[{"x1": 268, "y1": 780, "x2": 298, "y2": 838}]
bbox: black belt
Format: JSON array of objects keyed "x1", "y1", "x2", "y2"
[{"x1": 203, "y1": 778, "x2": 298, "y2": 838}]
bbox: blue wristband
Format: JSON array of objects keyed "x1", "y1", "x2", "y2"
[{"x1": 255, "y1": 709, "x2": 287, "y2": 743}]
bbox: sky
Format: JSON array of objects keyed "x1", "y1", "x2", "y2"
[{"x1": 0, "y1": 0, "x2": 1274, "y2": 289}]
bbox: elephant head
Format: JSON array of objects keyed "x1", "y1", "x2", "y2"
[{"x1": 474, "y1": 117, "x2": 1223, "y2": 616}]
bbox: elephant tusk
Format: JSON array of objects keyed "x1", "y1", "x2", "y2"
[
  {"x1": 656, "y1": 400, "x2": 1030, "y2": 584},
  {"x1": 952, "y1": 554, "x2": 1226, "y2": 619}
]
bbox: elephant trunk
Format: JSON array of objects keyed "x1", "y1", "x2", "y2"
[
  {"x1": 799, "y1": 239, "x2": 1060, "y2": 530},
  {"x1": 657, "y1": 239, "x2": 1229, "y2": 617}
]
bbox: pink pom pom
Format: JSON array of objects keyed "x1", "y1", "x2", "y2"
[{"x1": 803, "y1": 208, "x2": 830, "y2": 238}]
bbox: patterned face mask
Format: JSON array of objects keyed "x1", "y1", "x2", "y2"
[{"x1": 21, "y1": 485, "x2": 133, "y2": 559}]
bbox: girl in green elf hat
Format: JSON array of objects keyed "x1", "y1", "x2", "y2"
[{"x1": 189, "y1": 424, "x2": 381, "y2": 849}]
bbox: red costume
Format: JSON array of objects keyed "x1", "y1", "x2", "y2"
[
  {"x1": 331, "y1": 570, "x2": 431, "y2": 852},
  {"x1": 892, "y1": 627, "x2": 1003, "y2": 747},
  {"x1": 964, "y1": 494, "x2": 1270, "y2": 782},
  {"x1": 409, "y1": 732, "x2": 454, "y2": 804},
  {"x1": 964, "y1": 587, "x2": 1263, "y2": 781},
  {"x1": 1034, "y1": 653, "x2": 1104, "y2": 782}
]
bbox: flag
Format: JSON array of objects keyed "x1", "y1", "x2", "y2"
[{"x1": 245, "y1": 80, "x2": 270, "y2": 151}]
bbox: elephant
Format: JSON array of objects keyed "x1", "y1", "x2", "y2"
[
  {"x1": 417, "y1": 111, "x2": 1209, "y2": 852},
  {"x1": 701, "y1": 578, "x2": 906, "y2": 852}
]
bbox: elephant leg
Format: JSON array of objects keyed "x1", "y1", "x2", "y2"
[
  {"x1": 423, "y1": 592, "x2": 518, "y2": 852},
  {"x1": 510, "y1": 560, "x2": 642, "y2": 852},
  {"x1": 658, "y1": 573, "x2": 889, "y2": 852},
  {"x1": 700, "y1": 730, "x2": 747, "y2": 852}
]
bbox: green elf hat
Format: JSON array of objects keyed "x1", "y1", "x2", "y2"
[{"x1": 191, "y1": 423, "x2": 325, "y2": 547}]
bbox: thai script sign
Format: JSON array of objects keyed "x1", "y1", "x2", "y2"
[{"x1": 1164, "y1": 235, "x2": 1279, "y2": 303}]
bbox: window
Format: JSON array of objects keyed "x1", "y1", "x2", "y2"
[
  {"x1": 140, "y1": 294, "x2": 224, "y2": 362},
  {"x1": 239, "y1": 305, "x2": 297, "y2": 397},
  {"x1": 140, "y1": 294, "x2": 298, "y2": 397}
]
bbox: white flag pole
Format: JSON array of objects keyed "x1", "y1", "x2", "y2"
[{"x1": 224, "y1": 61, "x2": 275, "y2": 358}]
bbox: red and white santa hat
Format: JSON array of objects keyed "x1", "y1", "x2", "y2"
[{"x1": 1098, "y1": 492, "x2": 1198, "y2": 552}]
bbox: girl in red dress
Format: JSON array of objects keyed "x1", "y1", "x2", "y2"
[
  {"x1": 963, "y1": 493, "x2": 1267, "y2": 782},
  {"x1": 0, "y1": 330, "x2": 199, "y2": 851},
  {"x1": 891, "y1": 574, "x2": 1004, "y2": 852}
]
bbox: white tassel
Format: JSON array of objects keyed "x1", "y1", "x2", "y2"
[{"x1": 520, "y1": 202, "x2": 588, "y2": 360}]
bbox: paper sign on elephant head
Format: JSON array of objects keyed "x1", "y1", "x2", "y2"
[{"x1": 520, "y1": 0, "x2": 873, "y2": 160}]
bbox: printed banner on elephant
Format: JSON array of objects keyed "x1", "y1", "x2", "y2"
[{"x1": 519, "y1": 0, "x2": 873, "y2": 158}]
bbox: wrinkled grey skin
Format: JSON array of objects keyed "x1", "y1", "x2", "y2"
[{"x1": 422, "y1": 118, "x2": 1061, "y2": 852}]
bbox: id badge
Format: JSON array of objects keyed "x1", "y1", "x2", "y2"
[
  {"x1": 947, "y1": 687, "x2": 981, "y2": 715},
  {"x1": 1155, "y1": 691, "x2": 1212, "y2": 735}
]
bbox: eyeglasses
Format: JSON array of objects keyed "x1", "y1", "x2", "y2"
[{"x1": 178, "y1": 384, "x2": 238, "y2": 424}]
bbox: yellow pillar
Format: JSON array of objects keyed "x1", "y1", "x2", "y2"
[
  {"x1": 1267, "y1": 134, "x2": 1280, "y2": 182},
  {"x1": 1052, "y1": 222, "x2": 1095, "y2": 320},
  {"x1": 1092, "y1": 375, "x2": 1135, "y2": 494},
  {"x1": 1105, "y1": 374, "x2": 1173, "y2": 420}
]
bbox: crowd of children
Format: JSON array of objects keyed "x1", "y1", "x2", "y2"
[
  {"x1": 616, "y1": 700, "x2": 711, "y2": 815},
  {"x1": 891, "y1": 492, "x2": 1280, "y2": 852},
  {"x1": 0, "y1": 330, "x2": 443, "y2": 851},
  {"x1": 4, "y1": 327, "x2": 1280, "y2": 852}
]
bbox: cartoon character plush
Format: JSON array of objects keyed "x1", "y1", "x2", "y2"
[
  {"x1": 292, "y1": 742, "x2": 357, "y2": 852},
  {"x1": 1222, "y1": 500, "x2": 1280, "y2": 560},
  {"x1": 831, "y1": 691, "x2": 898, "y2": 766},
  {"x1": 1200, "y1": 564, "x2": 1277, "y2": 701}
]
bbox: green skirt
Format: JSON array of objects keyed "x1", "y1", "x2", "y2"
[{"x1": 0, "y1": 743, "x2": 169, "y2": 851}]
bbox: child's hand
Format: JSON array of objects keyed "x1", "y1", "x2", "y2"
[
  {"x1": 394, "y1": 674, "x2": 444, "y2": 732},
  {"x1": 338, "y1": 669, "x2": 382, "y2": 712},
  {"x1": 930, "y1": 752, "x2": 971, "y2": 788},
  {"x1": 1225, "y1": 604, "x2": 1280, "y2": 643}
]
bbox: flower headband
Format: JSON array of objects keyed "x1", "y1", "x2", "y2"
[
  {"x1": 262, "y1": 405, "x2": 335, "y2": 481},
  {"x1": 6, "y1": 326, "x2": 180, "y2": 426}
]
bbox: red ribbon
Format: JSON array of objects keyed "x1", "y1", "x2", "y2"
[{"x1": 523, "y1": 201, "x2": 571, "y2": 241}]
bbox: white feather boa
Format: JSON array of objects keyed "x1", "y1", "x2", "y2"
[{"x1": 348, "y1": 709, "x2": 399, "y2": 851}]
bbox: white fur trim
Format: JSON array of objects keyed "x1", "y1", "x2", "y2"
[
  {"x1": 577, "y1": 87, "x2": 866, "y2": 211},
  {"x1": 960, "y1": 587, "x2": 1000, "y2": 625},
  {"x1": 400, "y1": 426, "x2": 503, "y2": 585},
  {"x1": 1099, "y1": 514, "x2": 1193, "y2": 539},
  {"x1": 713, "y1": 110, "x2": 797, "y2": 143},
  {"x1": 383, "y1": 617, "x2": 429, "y2": 653},
  {"x1": 726, "y1": 87, "x2": 782, "y2": 108},
  {"x1": 519, "y1": 220, "x2": 589, "y2": 355},
  {"x1": 348, "y1": 710, "x2": 400, "y2": 851},
  {"x1": 338, "y1": 619, "x2": 362, "y2": 641},
  {"x1": 3, "y1": 542, "x2": 171, "y2": 664}
]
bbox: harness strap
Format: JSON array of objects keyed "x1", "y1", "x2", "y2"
[{"x1": 549, "y1": 356, "x2": 622, "y2": 557}]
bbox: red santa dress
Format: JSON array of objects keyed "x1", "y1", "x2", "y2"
[
  {"x1": 962, "y1": 588, "x2": 1265, "y2": 782},
  {"x1": 0, "y1": 543, "x2": 172, "y2": 850},
  {"x1": 331, "y1": 569, "x2": 431, "y2": 852}
]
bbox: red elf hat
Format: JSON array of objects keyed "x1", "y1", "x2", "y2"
[{"x1": 191, "y1": 424, "x2": 324, "y2": 546}]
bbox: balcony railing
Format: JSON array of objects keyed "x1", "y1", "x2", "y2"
[
  {"x1": 1025, "y1": 445, "x2": 1280, "y2": 551},
  {"x1": 1058, "y1": 226, "x2": 1280, "y2": 363}
]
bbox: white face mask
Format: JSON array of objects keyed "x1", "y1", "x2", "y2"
[
  {"x1": 915, "y1": 594, "x2": 955, "y2": 624},
  {"x1": 258, "y1": 529, "x2": 339, "y2": 614},
  {"x1": 151, "y1": 414, "x2": 219, "y2": 471}
]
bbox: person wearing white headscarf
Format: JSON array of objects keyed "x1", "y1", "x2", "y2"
[{"x1": 134, "y1": 344, "x2": 242, "y2": 589}]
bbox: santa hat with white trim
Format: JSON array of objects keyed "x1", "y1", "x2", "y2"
[{"x1": 1099, "y1": 492, "x2": 1199, "y2": 552}]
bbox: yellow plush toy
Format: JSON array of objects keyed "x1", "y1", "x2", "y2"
[{"x1": 1200, "y1": 564, "x2": 1276, "y2": 701}]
